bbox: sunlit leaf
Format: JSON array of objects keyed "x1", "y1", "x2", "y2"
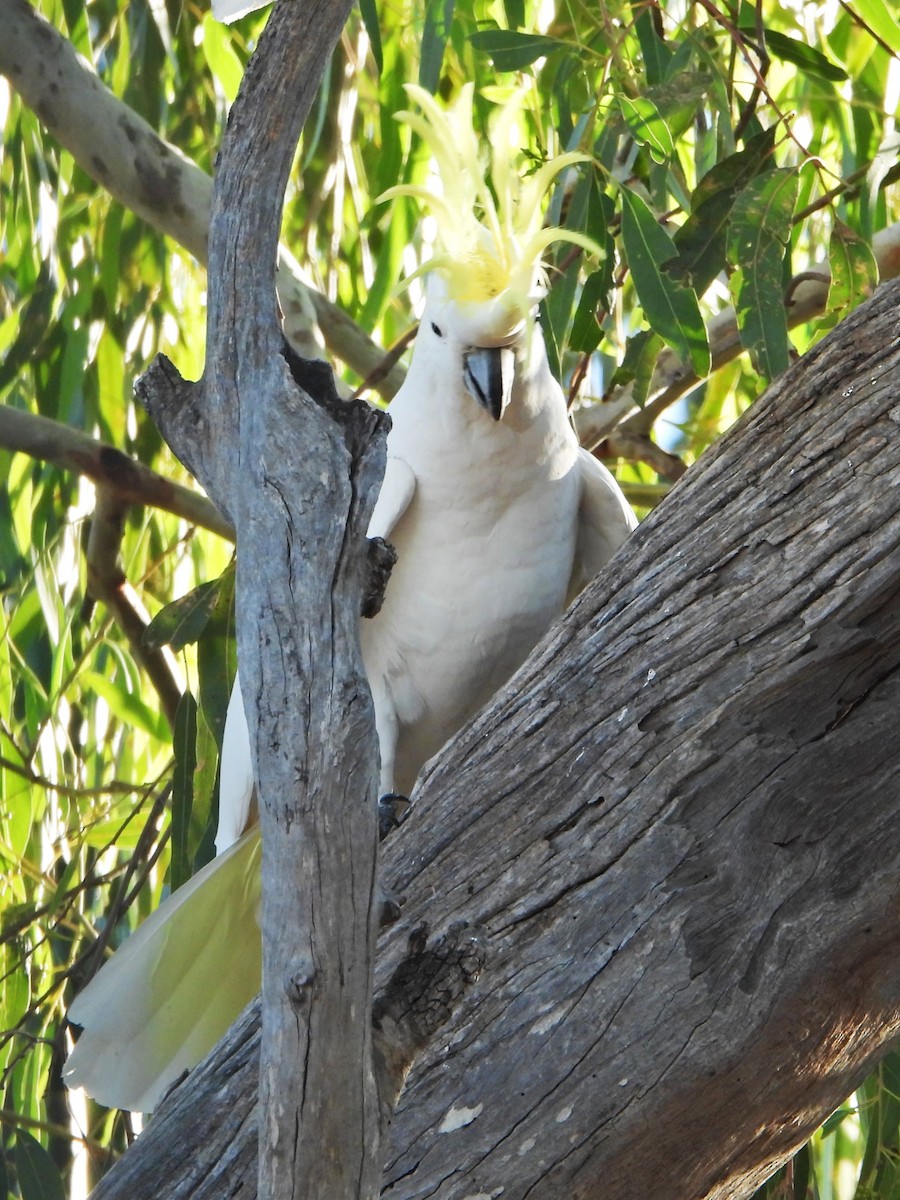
[
  {"x1": 202, "y1": 14, "x2": 245, "y2": 103},
  {"x1": 468, "y1": 28, "x2": 564, "y2": 72},
  {"x1": 618, "y1": 96, "x2": 675, "y2": 164},
  {"x1": 620, "y1": 187, "x2": 710, "y2": 377},
  {"x1": 820, "y1": 218, "x2": 879, "y2": 331},
  {"x1": 849, "y1": 0, "x2": 900, "y2": 54},
  {"x1": 727, "y1": 168, "x2": 798, "y2": 380}
]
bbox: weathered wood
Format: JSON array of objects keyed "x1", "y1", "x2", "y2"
[
  {"x1": 92, "y1": 280, "x2": 900, "y2": 1196},
  {"x1": 138, "y1": 2, "x2": 394, "y2": 1198}
]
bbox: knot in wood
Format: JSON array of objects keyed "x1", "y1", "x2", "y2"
[{"x1": 283, "y1": 956, "x2": 316, "y2": 1006}]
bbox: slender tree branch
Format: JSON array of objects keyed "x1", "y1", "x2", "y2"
[
  {"x1": 0, "y1": 0, "x2": 405, "y2": 396},
  {"x1": 85, "y1": 487, "x2": 184, "y2": 729},
  {"x1": 575, "y1": 219, "x2": 900, "y2": 449},
  {"x1": 0, "y1": 404, "x2": 233, "y2": 539}
]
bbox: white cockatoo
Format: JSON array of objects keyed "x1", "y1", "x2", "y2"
[{"x1": 64, "y1": 85, "x2": 637, "y2": 1113}]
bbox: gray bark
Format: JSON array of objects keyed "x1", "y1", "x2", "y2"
[
  {"x1": 137, "y1": 2, "x2": 393, "y2": 1197},
  {"x1": 93, "y1": 274, "x2": 900, "y2": 1198}
]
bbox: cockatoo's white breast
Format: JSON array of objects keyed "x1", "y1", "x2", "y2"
[{"x1": 360, "y1": 305, "x2": 583, "y2": 795}]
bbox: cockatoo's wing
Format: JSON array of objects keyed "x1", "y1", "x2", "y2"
[
  {"x1": 211, "y1": 0, "x2": 268, "y2": 23},
  {"x1": 216, "y1": 676, "x2": 256, "y2": 854},
  {"x1": 366, "y1": 456, "x2": 416, "y2": 541},
  {"x1": 568, "y1": 448, "x2": 638, "y2": 602},
  {"x1": 64, "y1": 829, "x2": 262, "y2": 1113}
]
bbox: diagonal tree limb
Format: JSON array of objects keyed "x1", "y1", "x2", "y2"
[
  {"x1": 0, "y1": 0, "x2": 405, "y2": 395},
  {"x1": 0, "y1": 404, "x2": 233, "y2": 539},
  {"x1": 88, "y1": 273, "x2": 900, "y2": 1200}
]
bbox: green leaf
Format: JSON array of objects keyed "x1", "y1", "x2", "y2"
[
  {"x1": 619, "y1": 187, "x2": 710, "y2": 377},
  {"x1": 81, "y1": 671, "x2": 169, "y2": 741},
  {"x1": 756, "y1": 29, "x2": 848, "y2": 81},
  {"x1": 820, "y1": 218, "x2": 878, "y2": 331},
  {"x1": 15, "y1": 1131, "x2": 64, "y2": 1200},
  {"x1": 197, "y1": 568, "x2": 237, "y2": 750},
  {"x1": 144, "y1": 566, "x2": 234, "y2": 652},
  {"x1": 610, "y1": 330, "x2": 665, "y2": 406},
  {"x1": 468, "y1": 28, "x2": 564, "y2": 72},
  {"x1": 171, "y1": 691, "x2": 198, "y2": 891},
  {"x1": 727, "y1": 168, "x2": 798, "y2": 380},
  {"x1": 359, "y1": 0, "x2": 383, "y2": 74},
  {"x1": 618, "y1": 96, "x2": 675, "y2": 164},
  {"x1": 419, "y1": 0, "x2": 455, "y2": 91},
  {"x1": 633, "y1": 4, "x2": 673, "y2": 86},
  {"x1": 201, "y1": 15, "x2": 244, "y2": 103},
  {"x1": 668, "y1": 128, "x2": 777, "y2": 295},
  {"x1": 692, "y1": 128, "x2": 778, "y2": 210},
  {"x1": 569, "y1": 270, "x2": 610, "y2": 354},
  {"x1": 849, "y1": 0, "x2": 900, "y2": 54}
]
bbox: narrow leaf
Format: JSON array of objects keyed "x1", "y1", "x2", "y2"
[
  {"x1": 618, "y1": 96, "x2": 675, "y2": 164},
  {"x1": 569, "y1": 271, "x2": 609, "y2": 355},
  {"x1": 171, "y1": 692, "x2": 198, "y2": 890},
  {"x1": 15, "y1": 1132, "x2": 64, "y2": 1200},
  {"x1": 610, "y1": 330, "x2": 665, "y2": 407},
  {"x1": 419, "y1": 0, "x2": 454, "y2": 91},
  {"x1": 201, "y1": 15, "x2": 244, "y2": 102},
  {"x1": 620, "y1": 187, "x2": 710, "y2": 377},
  {"x1": 821, "y1": 218, "x2": 878, "y2": 330},
  {"x1": 145, "y1": 565, "x2": 234, "y2": 652},
  {"x1": 81, "y1": 671, "x2": 168, "y2": 741},
  {"x1": 468, "y1": 28, "x2": 563, "y2": 71},
  {"x1": 358, "y1": 0, "x2": 383, "y2": 74},
  {"x1": 756, "y1": 29, "x2": 848, "y2": 81},
  {"x1": 727, "y1": 168, "x2": 798, "y2": 380},
  {"x1": 633, "y1": 5, "x2": 673, "y2": 86},
  {"x1": 669, "y1": 129, "x2": 778, "y2": 295},
  {"x1": 849, "y1": 0, "x2": 900, "y2": 54}
]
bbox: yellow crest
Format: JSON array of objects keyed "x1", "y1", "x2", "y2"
[{"x1": 380, "y1": 84, "x2": 600, "y2": 324}]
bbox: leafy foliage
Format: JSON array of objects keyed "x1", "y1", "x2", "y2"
[{"x1": 1, "y1": 0, "x2": 899, "y2": 1194}]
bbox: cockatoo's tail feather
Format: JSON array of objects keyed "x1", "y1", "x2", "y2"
[{"x1": 380, "y1": 84, "x2": 602, "y2": 329}]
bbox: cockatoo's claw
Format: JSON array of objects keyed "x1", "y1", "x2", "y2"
[
  {"x1": 363, "y1": 537, "x2": 398, "y2": 619},
  {"x1": 378, "y1": 793, "x2": 411, "y2": 841}
]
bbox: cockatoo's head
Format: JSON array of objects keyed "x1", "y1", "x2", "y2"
[
  {"x1": 417, "y1": 270, "x2": 528, "y2": 422},
  {"x1": 380, "y1": 84, "x2": 600, "y2": 422}
]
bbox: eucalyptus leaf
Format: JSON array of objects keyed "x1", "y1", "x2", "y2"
[
  {"x1": 14, "y1": 1132, "x2": 64, "y2": 1200},
  {"x1": 755, "y1": 28, "x2": 848, "y2": 82},
  {"x1": 469, "y1": 28, "x2": 564, "y2": 71},
  {"x1": 620, "y1": 187, "x2": 710, "y2": 377},
  {"x1": 618, "y1": 96, "x2": 675, "y2": 164},
  {"x1": 727, "y1": 168, "x2": 798, "y2": 379}
]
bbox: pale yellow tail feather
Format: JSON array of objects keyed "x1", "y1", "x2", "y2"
[{"x1": 64, "y1": 829, "x2": 262, "y2": 1112}]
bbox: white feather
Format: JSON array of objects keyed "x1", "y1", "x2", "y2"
[{"x1": 211, "y1": 0, "x2": 269, "y2": 23}]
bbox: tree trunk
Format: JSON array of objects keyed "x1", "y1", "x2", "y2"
[
  {"x1": 136, "y1": 2, "x2": 392, "y2": 1198},
  {"x1": 90, "y1": 276, "x2": 900, "y2": 1197}
]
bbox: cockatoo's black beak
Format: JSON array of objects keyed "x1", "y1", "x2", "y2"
[{"x1": 463, "y1": 346, "x2": 516, "y2": 421}]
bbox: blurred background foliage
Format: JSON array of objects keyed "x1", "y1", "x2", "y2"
[{"x1": 0, "y1": 0, "x2": 898, "y2": 1195}]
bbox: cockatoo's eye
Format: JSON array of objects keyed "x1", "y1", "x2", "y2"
[{"x1": 430, "y1": 321, "x2": 444, "y2": 338}]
